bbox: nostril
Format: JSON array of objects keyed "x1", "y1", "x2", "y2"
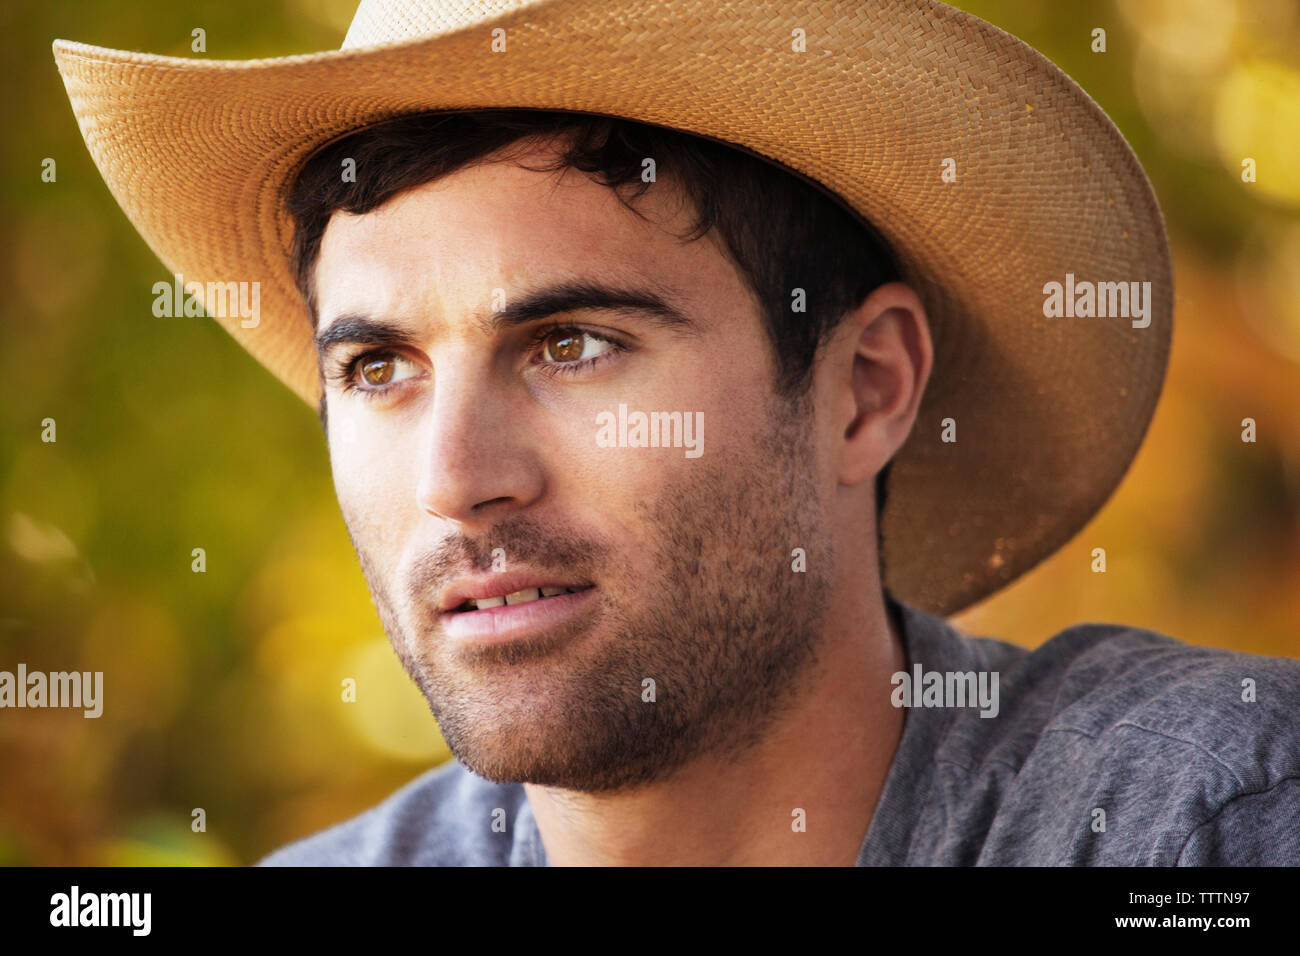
[{"x1": 470, "y1": 496, "x2": 515, "y2": 513}]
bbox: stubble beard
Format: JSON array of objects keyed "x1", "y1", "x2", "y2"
[{"x1": 347, "y1": 392, "x2": 836, "y2": 793}]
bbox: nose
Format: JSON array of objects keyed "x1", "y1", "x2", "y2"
[{"x1": 414, "y1": 359, "x2": 545, "y2": 528}]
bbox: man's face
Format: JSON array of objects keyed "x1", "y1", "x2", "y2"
[{"x1": 313, "y1": 142, "x2": 838, "y2": 792}]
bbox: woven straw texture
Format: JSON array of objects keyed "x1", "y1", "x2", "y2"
[{"x1": 52, "y1": 0, "x2": 1173, "y2": 616}]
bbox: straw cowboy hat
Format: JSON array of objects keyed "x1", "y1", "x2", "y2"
[{"x1": 52, "y1": 0, "x2": 1173, "y2": 617}]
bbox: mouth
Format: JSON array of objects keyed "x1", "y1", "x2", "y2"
[
  {"x1": 439, "y1": 582, "x2": 601, "y2": 647},
  {"x1": 448, "y1": 584, "x2": 595, "y2": 613}
]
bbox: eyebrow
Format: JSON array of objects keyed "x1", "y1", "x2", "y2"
[{"x1": 314, "y1": 278, "x2": 698, "y2": 363}]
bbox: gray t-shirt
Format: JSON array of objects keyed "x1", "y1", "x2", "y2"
[{"x1": 257, "y1": 596, "x2": 1300, "y2": 865}]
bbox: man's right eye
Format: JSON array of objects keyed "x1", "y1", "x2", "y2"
[{"x1": 344, "y1": 351, "x2": 421, "y2": 393}]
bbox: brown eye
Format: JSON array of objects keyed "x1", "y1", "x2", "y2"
[
  {"x1": 359, "y1": 356, "x2": 395, "y2": 385},
  {"x1": 544, "y1": 329, "x2": 586, "y2": 362}
]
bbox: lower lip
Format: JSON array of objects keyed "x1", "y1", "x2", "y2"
[{"x1": 439, "y1": 588, "x2": 599, "y2": 645}]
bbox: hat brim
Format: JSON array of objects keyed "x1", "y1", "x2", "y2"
[{"x1": 52, "y1": 0, "x2": 1173, "y2": 617}]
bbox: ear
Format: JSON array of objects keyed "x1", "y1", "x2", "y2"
[{"x1": 831, "y1": 282, "x2": 933, "y2": 487}]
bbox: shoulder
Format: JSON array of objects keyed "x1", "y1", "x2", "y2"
[
  {"x1": 254, "y1": 760, "x2": 539, "y2": 866},
  {"x1": 953, "y1": 618, "x2": 1300, "y2": 864},
  {"x1": 1026, "y1": 619, "x2": 1300, "y2": 765},
  {"x1": 1047, "y1": 622, "x2": 1300, "y2": 864},
  {"x1": 938, "y1": 615, "x2": 1300, "y2": 767}
]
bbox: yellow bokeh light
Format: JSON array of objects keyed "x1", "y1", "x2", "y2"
[
  {"x1": 339, "y1": 638, "x2": 452, "y2": 763},
  {"x1": 1214, "y1": 60, "x2": 1300, "y2": 207},
  {"x1": 1118, "y1": 0, "x2": 1240, "y2": 71}
]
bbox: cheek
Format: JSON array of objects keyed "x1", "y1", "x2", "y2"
[
  {"x1": 558, "y1": 397, "x2": 743, "y2": 549},
  {"x1": 328, "y1": 411, "x2": 417, "y2": 543}
]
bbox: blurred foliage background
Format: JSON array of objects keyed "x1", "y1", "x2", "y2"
[{"x1": 1, "y1": 0, "x2": 1297, "y2": 865}]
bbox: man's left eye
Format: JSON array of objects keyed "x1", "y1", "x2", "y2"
[{"x1": 541, "y1": 328, "x2": 615, "y2": 363}]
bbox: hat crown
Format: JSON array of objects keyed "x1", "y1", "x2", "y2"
[{"x1": 343, "y1": 0, "x2": 546, "y2": 49}]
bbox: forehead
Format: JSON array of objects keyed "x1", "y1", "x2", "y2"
[{"x1": 313, "y1": 146, "x2": 726, "y2": 331}]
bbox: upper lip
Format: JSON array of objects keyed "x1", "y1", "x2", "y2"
[{"x1": 438, "y1": 570, "x2": 593, "y2": 613}]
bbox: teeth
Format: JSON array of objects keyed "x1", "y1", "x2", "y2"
[{"x1": 464, "y1": 586, "x2": 589, "y2": 610}]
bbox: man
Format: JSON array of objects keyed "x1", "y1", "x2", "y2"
[{"x1": 55, "y1": 0, "x2": 1300, "y2": 866}]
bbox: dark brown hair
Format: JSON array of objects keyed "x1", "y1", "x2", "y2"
[{"x1": 286, "y1": 108, "x2": 897, "y2": 524}]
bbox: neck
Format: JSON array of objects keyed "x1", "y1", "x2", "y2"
[{"x1": 524, "y1": 586, "x2": 906, "y2": 866}]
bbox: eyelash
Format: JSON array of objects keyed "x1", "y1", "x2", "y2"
[{"x1": 329, "y1": 323, "x2": 627, "y2": 399}]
